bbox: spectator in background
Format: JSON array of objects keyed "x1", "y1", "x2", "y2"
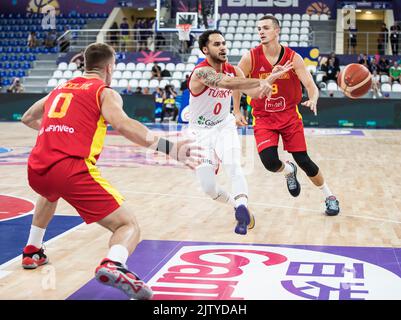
[
  {"x1": 151, "y1": 63, "x2": 162, "y2": 80},
  {"x1": 120, "y1": 17, "x2": 130, "y2": 52},
  {"x1": 378, "y1": 56, "x2": 390, "y2": 75},
  {"x1": 180, "y1": 74, "x2": 190, "y2": 92},
  {"x1": 348, "y1": 25, "x2": 357, "y2": 54},
  {"x1": 389, "y1": 61, "x2": 401, "y2": 83},
  {"x1": 328, "y1": 52, "x2": 340, "y2": 69},
  {"x1": 121, "y1": 85, "x2": 134, "y2": 95},
  {"x1": 160, "y1": 84, "x2": 178, "y2": 123},
  {"x1": 44, "y1": 30, "x2": 57, "y2": 49},
  {"x1": 134, "y1": 86, "x2": 143, "y2": 95},
  {"x1": 390, "y1": 24, "x2": 400, "y2": 55},
  {"x1": 161, "y1": 67, "x2": 171, "y2": 78},
  {"x1": 59, "y1": 26, "x2": 72, "y2": 53},
  {"x1": 27, "y1": 31, "x2": 37, "y2": 48},
  {"x1": 7, "y1": 78, "x2": 24, "y2": 93},
  {"x1": 154, "y1": 87, "x2": 164, "y2": 121},
  {"x1": 378, "y1": 23, "x2": 389, "y2": 56},
  {"x1": 321, "y1": 58, "x2": 340, "y2": 83},
  {"x1": 143, "y1": 87, "x2": 151, "y2": 95},
  {"x1": 369, "y1": 57, "x2": 380, "y2": 74},
  {"x1": 155, "y1": 32, "x2": 166, "y2": 51},
  {"x1": 371, "y1": 70, "x2": 382, "y2": 99},
  {"x1": 358, "y1": 53, "x2": 370, "y2": 68},
  {"x1": 109, "y1": 22, "x2": 119, "y2": 49}
]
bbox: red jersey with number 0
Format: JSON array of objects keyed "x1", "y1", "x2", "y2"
[
  {"x1": 28, "y1": 77, "x2": 108, "y2": 175},
  {"x1": 249, "y1": 45, "x2": 302, "y2": 118}
]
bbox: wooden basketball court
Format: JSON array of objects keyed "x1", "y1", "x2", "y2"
[{"x1": 1, "y1": 121, "x2": 400, "y2": 299}]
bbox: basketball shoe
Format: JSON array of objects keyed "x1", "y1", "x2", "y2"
[
  {"x1": 285, "y1": 161, "x2": 301, "y2": 197},
  {"x1": 325, "y1": 196, "x2": 340, "y2": 216},
  {"x1": 234, "y1": 205, "x2": 255, "y2": 235},
  {"x1": 22, "y1": 245, "x2": 49, "y2": 269},
  {"x1": 95, "y1": 258, "x2": 153, "y2": 300}
]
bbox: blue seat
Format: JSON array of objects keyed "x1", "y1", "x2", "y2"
[
  {"x1": 0, "y1": 48, "x2": 3, "y2": 53},
  {"x1": 22, "y1": 62, "x2": 31, "y2": 69},
  {"x1": 41, "y1": 47, "x2": 49, "y2": 54},
  {"x1": 27, "y1": 55, "x2": 36, "y2": 61},
  {"x1": 0, "y1": 71, "x2": 5, "y2": 77},
  {"x1": 8, "y1": 71, "x2": 16, "y2": 78},
  {"x1": 1, "y1": 55, "x2": 7, "y2": 61},
  {"x1": 2, "y1": 78, "x2": 11, "y2": 86},
  {"x1": 23, "y1": 47, "x2": 31, "y2": 53},
  {"x1": 4, "y1": 62, "x2": 11, "y2": 68},
  {"x1": 13, "y1": 62, "x2": 21, "y2": 69},
  {"x1": 14, "y1": 47, "x2": 22, "y2": 53},
  {"x1": 9, "y1": 55, "x2": 17, "y2": 61},
  {"x1": 50, "y1": 47, "x2": 59, "y2": 53},
  {"x1": 17, "y1": 70, "x2": 26, "y2": 77},
  {"x1": 19, "y1": 55, "x2": 26, "y2": 61}
]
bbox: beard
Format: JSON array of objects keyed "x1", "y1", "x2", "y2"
[{"x1": 209, "y1": 52, "x2": 227, "y2": 63}]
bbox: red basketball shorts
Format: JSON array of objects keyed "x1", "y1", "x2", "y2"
[
  {"x1": 253, "y1": 107, "x2": 307, "y2": 153},
  {"x1": 28, "y1": 157, "x2": 124, "y2": 224}
]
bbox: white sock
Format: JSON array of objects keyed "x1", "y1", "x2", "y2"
[
  {"x1": 319, "y1": 182, "x2": 333, "y2": 198},
  {"x1": 283, "y1": 162, "x2": 294, "y2": 175},
  {"x1": 27, "y1": 225, "x2": 46, "y2": 248},
  {"x1": 107, "y1": 244, "x2": 129, "y2": 265},
  {"x1": 214, "y1": 188, "x2": 236, "y2": 207},
  {"x1": 234, "y1": 194, "x2": 248, "y2": 208}
]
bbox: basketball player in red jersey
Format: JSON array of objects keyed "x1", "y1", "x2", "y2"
[
  {"x1": 20, "y1": 43, "x2": 201, "y2": 300},
  {"x1": 235, "y1": 15, "x2": 340, "y2": 215}
]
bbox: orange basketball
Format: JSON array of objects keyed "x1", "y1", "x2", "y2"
[{"x1": 337, "y1": 63, "x2": 372, "y2": 99}]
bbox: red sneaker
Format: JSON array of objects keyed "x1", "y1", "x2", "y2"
[
  {"x1": 95, "y1": 258, "x2": 153, "y2": 300},
  {"x1": 22, "y1": 245, "x2": 49, "y2": 269}
]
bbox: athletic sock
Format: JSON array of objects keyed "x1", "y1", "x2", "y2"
[
  {"x1": 283, "y1": 161, "x2": 294, "y2": 175},
  {"x1": 26, "y1": 225, "x2": 46, "y2": 249},
  {"x1": 107, "y1": 244, "x2": 129, "y2": 266},
  {"x1": 319, "y1": 182, "x2": 333, "y2": 198}
]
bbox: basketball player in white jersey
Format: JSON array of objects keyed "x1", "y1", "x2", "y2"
[{"x1": 187, "y1": 30, "x2": 292, "y2": 235}]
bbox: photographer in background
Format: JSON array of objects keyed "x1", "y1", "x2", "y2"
[
  {"x1": 160, "y1": 84, "x2": 178, "y2": 123},
  {"x1": 7, "y1": 78, "x2": 24, "y2": 93}
]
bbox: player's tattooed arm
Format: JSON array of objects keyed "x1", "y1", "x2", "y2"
[
  {"x1": 194, "y1": 66, "x2": 261, "y2": 90},
  {"x1": 194, "y1": 67, "x2": 224, "y2": 87}
]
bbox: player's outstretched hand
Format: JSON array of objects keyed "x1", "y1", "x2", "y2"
[
  {"x1": 270, "y1": 61, "x2": 294, "y2": 82},
  {"x1": 171, "y1": 138, "x2": 204, "y2": 170},
  {"x1": 234, "y1": 111, "x2": 248, "y2": 127},
  {"x1": 301, "y1": 99, "x2": 318, "y2": 116}
]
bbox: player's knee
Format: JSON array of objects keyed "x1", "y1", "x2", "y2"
[
  {"x1": 259, "y1": 148, "x2": 282, "y2": 172},
  {"x1": 292, "y1": 152, "x2": 319, "y2": 177},
  {"x1": 199, "y1": 179, "x2": 218, "y2": 198}
]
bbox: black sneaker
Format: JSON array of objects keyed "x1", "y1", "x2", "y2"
[
  {"x1": 325, "y1": 196, "x2": 340, "y2": 216},
  {"x1": 95, "y1": 259, "x2": 153, "y2": 300},
  {"x1": 285, "y1": 162, "x2": 301, "y2": 197}
]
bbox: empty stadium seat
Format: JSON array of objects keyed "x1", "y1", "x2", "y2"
[
  {"x1": 283, "y1": 14, "x2": 292, "y2": 20},
  {"x1": 320, "y1": 14, "x2": 329, "y2": 20},
  {"x1": 391, "y1": 83, "x2": 401, "y2": 92},
  {"x1": 159, "y1": 79, "x2": 170, "y2": 88},
  {"x1": 129, "y1": 79, "x2": 139, "y2": 88},
  {"x1": 327, "y1": 82, "x2": 338, "y2": 91},
  {"x1": 47, "y1": 78, "x2": 58, "y2": 87},
  {"x1": 63, "y1": 70, "x2": 73, "y2": 78},
  {"x1": 165, "y1": 63, "x2": 175, "y2": 72},
  {"x1": 122, "y1": 71, "x2": 132, "y2": 79},
  {"x1": 149, "y1": 79, "x2": 159, "y2": 89},
  {"x1": 116, "y1": 62, "x2": 126, "y2": 71},
  {"x1": 126, "y1": 62, "x2": 135, "y2": 71},
  {"x1": 170, "y1": 80, "x2": 181, "y2": 89},
  {"x1": 110, "y1": 79, "x2": 118, "y2": 87},
  {"x1": 176, "y1": 63, "x2": 186, "y2": 72},
  {"x1": 118, "y1": 79, "x2": 128, "y2": 87},
  {"x1": 136, "y1": 63, "x2": 146, "y2": 71},
  {"x1": 58, "y1": 62, "x2": 68, "y2": 70},
  {"x1": 139, "y1": 79, "x2": 149, "y2": 88},
  {"x1": 73, "y1": 70, "x2": 82, "y2": 77},
  {"x1": 53, "y1": 70, "x2": 63, "y2": 78},
  {"x1": 292, "y1": 14, "x2": 301, "y2": 21},
  {"x1": 145, "y1": 63, "x2": 153, "y2": 71},
  {"x1": 172, "y1": 71, "x2": 183, "y2": 79},
  {"x1": 58, "y1": 78, "x2": 68, "y2": 85},
  {"x1": 188, "y1": 55, "x2": 198, "y2": 64},
  {"x1": 230, "y1": 48, "x2": 240, "y2": 56},
  {"x1": 142, "y1": 71, "x2": 152, "y2": 79},
  {"x1": 132, "y1": 71, "x2": 142, "y2": 79},
  {"x1": 113, "y1": 70, "x2": 122, "y2": 79},
  {"x1": 381, "y1": 83, "x2": 391, "y2": 92},
  {"x1": 185, "y1": 63, "x2": 195, "y2": 72},
  {"x1": 381, "y1": 75, "x2": 390, "y2": 83}
]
